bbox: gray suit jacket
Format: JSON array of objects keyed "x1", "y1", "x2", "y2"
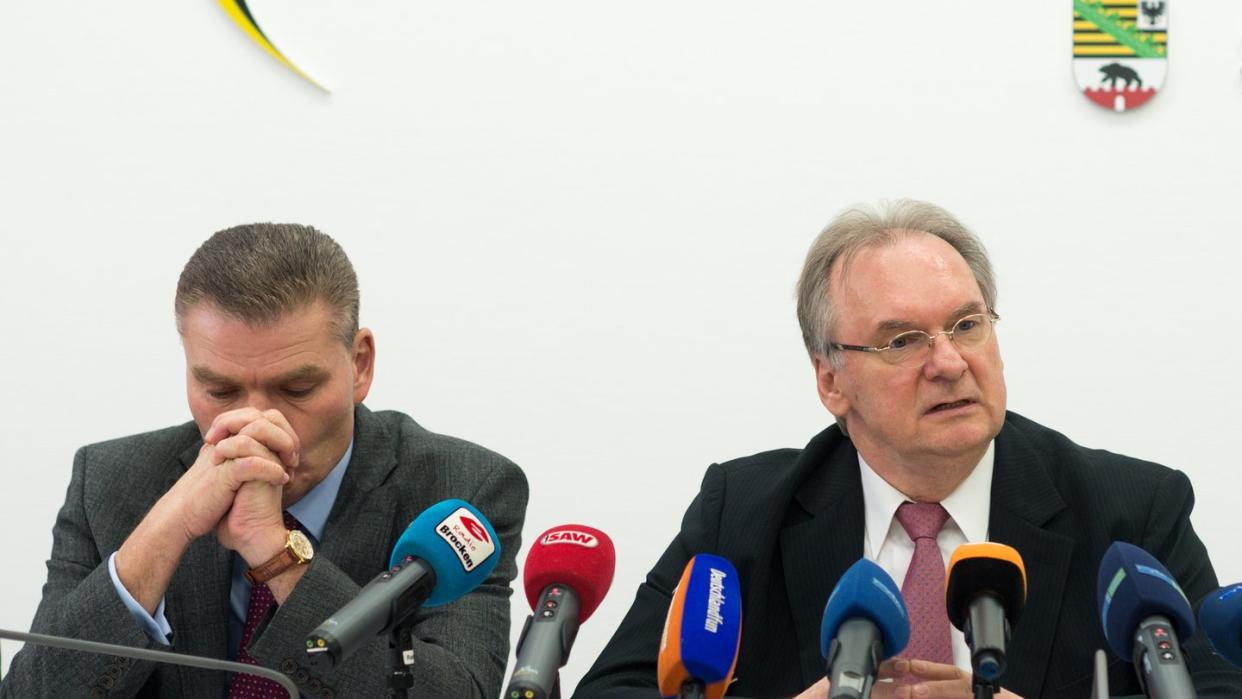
[{"x1": 1, "y1": 405, "x2": 529, "y2": 698}]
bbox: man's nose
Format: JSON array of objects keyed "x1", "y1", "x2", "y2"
[
  {"x1": 244, "y1": 393, "x2": 275, "y2": 413},
  {"x1": 923, "y1": 332, "x2": 968, "y2": 379}
]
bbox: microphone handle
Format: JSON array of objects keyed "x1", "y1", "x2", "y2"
[
  {"x1": 504, "y1": 584, "x2": 581, "y2": 699},
  {"x1": 0, "y1": 627, "x2": 298, "y2": 698},
  {"x1": 678, "y1": 679, "x2": 707, "y2": 699},
  {"x1": 306, "y1": 556, "x2": 436, "y2": 670},
  {"x1": 1132, "y1": 615, "x2": 1197, "y2": 699},
  {"x1": 827, "y1": 617, "x2": 882, "y2": 699},
  {"x1": 964, "y1": 593, "x2": 1009, "y2": 682}
]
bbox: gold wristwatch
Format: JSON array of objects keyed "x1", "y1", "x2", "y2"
[{"x1": 245, "y1": 529, "x2": 314, "y2": 585}]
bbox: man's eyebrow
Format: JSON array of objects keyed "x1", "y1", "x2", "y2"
[
  {"x1": 871, "y1": 302, "x2": 986, "y2": 335},
  {"x1": 947, "y1": 301, "x2": 985, "y2": 323},
  {"x1": 191, "y1": 367, "x2": 234, "y2": 385},
  {"x1": 273, "y1": 365, "x2": 330, "y2": 384},
  {"x1": 874, "y1": 318, "x2": 918, "y2": 334},
  {"x1": 190, "y1": 364, "x2": 329, "y2": 385}
]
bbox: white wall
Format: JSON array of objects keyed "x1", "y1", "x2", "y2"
[{"x1": 2, "y1": 1, "x2": 1240, "y2": 691}]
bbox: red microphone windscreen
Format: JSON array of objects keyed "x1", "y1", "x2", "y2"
[{"x1": 523, "y1": 524, "x2": 616, "y2": 623}]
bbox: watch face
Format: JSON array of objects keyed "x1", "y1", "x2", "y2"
[{"x1": 289, "y1": 530, "x2": 314, "y2": 562}]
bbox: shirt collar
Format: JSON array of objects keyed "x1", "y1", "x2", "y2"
[
  {"x1": 287, "y1": 439, "x2": 354, "y2": 544},
  {"x1": 858, "y1": 441, "x2": 994, "y2": 553},
  {"x1": 940, "y1": 441, "x2": 993, "y2": 545}
]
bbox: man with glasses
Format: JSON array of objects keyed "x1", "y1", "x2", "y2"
[{"x1": 575, "y1": 200, "x2": 1240, "y2": 698}]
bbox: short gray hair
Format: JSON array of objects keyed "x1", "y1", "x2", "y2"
[
  {"x1": 796, "y1": 200, "x2": 997, "y2": 364},
  {"x1": 175, "y1": 223, "x2": 360, "y2": 346}
]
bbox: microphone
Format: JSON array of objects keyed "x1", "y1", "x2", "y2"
[
  {"x1": 1097, "y1": 541, "x2": 1197, "y2": 699},
  {"x1": 819, "y1": 558, "x2": 910, "y2": 699},
  {"x1": 504, "y1": 524, "x2": 616, "y2": 699},
  {"x1": 657, "y1": 554, "x2": 743, "y2": 699},
  {"x1": 305, "y1": 499, "x2": 500, "y2": 669},
  {"x1": 945, "y1": 542, "x2": 1027, "y2": 684},
  {"x1": 1198, "y1": 583, "x2": 1242, "y2": 668}
]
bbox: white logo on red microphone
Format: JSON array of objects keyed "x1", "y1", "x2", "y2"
[
  {"x1": 436, "y1": 507, "x2": 497, "y2": 572},
  {"x1": 540, "y1": 530, "x2": 598, "y2": 548}
]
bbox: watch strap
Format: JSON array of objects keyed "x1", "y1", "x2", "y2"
[{"x1": 245, "y1": 529, "x2": 310, "y2": 585}]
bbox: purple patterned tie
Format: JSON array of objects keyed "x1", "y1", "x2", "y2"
[
  {"x1": 895, "y1": 501, "x2": 954, "y2": 678},
  {"x1": 228, "y1": 511, "x2": 301, "y2": 698}
]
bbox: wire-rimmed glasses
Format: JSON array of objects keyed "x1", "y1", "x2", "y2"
[{"x1": 829, "y1": 311, "x2": 1000, "y2": 366}]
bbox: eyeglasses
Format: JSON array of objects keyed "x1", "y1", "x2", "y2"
[{"x1": 829, "y1": 311, "x2": 1000, "y2": 366}]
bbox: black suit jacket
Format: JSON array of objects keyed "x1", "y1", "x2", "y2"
[
  {"x1": 1, "y1": 405, "x2": 528, "y2": 698},
  {"x1": 574, "y1": 412, "x2": 1242, "y2": 698}
]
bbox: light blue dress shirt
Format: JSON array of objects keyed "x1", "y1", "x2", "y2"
[{"x1": 108, "y1": 440, "x2": 354, "y2": 651}]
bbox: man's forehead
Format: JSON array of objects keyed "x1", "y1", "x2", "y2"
[
  {"x1": 182, "y1": 300, "x2": 335, "y2": 340},
  {"x1": 831, "y1": 230, "x2": 965, "y2": 278},
  {"x1": 181, "y1": 301, "x2": 345, "y2": 382},
  {"x1": 829, "y1": 234, "x2": 985, "y2": 331}
]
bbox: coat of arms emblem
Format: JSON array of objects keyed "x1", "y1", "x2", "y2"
[{"x1": 1073, "y1": 0, "x2": 1168, "y2": 112}]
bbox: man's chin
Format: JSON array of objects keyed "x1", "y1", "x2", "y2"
[
  {"x1": 921, "y1": 420, "x2": 998, "y2": 458},
  {"x1": 281, "y1": 483, "x2": 310, "y2": 509}
]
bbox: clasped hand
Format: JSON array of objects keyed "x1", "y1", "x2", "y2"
[{"x1": 174, "y1": 407, "x2": 301, "y2": 559}]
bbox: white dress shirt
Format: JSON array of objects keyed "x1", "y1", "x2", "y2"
[{"x1": 858, "y1": 442, "x2": 995, "y2": 673}]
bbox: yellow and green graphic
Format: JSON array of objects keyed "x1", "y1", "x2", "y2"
[
  {"x1": 1072, "y1": 0, "x2": 1168, "y2": 112},
  {"x1": 219, "y1": 0, "x2": 329, "y2": 93}
]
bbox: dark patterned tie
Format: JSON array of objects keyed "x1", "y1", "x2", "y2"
[
  {"x1": 227, "y1": 511, "x2": 301, "y2": 698},
  {"x1": 895, "y1": 501, "x2": 954, "y2": 679}
]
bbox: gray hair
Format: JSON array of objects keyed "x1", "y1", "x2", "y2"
[
  {"x1": 175, "y1": 223, "x2": 360, "y2": 346},
  {"x1": 796, "y1": 200, "x2": 997, "y2": 365}
]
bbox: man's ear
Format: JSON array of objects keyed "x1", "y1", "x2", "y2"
[
  {"x1": 813, "y1": 353, "x2": 850, "y2": 420},
  {"x1": 351, "y1": 328, "x2": 376, "y2": 404}
]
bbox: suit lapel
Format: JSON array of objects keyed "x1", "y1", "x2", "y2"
[
  {"x1": 987, "y1": 417, "x2": 1072, "y2": 699},
  {"x1": 780, "y1": 432, "x2": 865, "y2": 688},
  {"x1": 167, "y1": 540, "x2": 234, "y2": 658},
  {"x1": 320, "y1": 405, "x2": 401, "y2": 576}
]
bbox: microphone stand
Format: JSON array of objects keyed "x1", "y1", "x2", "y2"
[
  {"x1": 1091, "y1": 649, "x2": 1111, "y2": 699},
  {"x1": 0, "y1": 627, "x2": 298, "y2": 698},
  {"x1": 972, "y1": 677, "x2": 998, "y2": 699},
  {"x1": 386, "y1": 622, "x2": 415, "y2": 698},
  {"x1": 370, "y1": 556, "x2": 435, "y2": 698}
]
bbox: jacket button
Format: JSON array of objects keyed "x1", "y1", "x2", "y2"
[
  {"x1": 98, "y1": 675, "x2": 116, "y2": 690},
  {"x1": 90, "y1": 689, "x2": 106, "y2": 699},
  {"x1": 294, "y1": 668, "x2": 310, "y2": 683},
  {"x1": 319, "y1": 688, "x2": 335, "y2": 699},
  {"x1": 280, "y1": 658, "x2": 298, "y2": 674}
]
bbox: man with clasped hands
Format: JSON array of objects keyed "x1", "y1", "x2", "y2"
[{"x1": 1, "y1": 224, "x2": 527, "y2": 698}]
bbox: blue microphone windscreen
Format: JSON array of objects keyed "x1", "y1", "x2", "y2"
[
  {"x1": 388, "y1": 499, "x2": 501, "y2": 607},
  {"x1": 1096, "y1": 541, "x2": 1195, "y2": 660},
  {"x1": 1199, "y1": 583, "x2": 1242, "y2": 667},
  {"x1": 677, "y1": 554, "x2": 743, "y2": 684},
  {"x1": 820, "y1": 558, "x2": 910, "y2": 660}
]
